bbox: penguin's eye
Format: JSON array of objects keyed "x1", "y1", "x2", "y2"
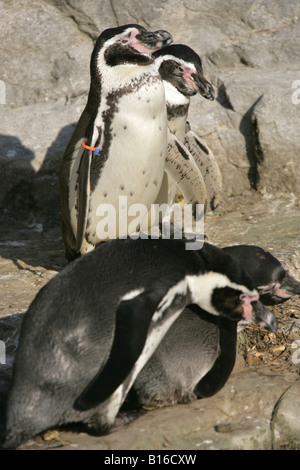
[
  {"x1": 178, "y1": 66, "x2": 184, "y2": 73},
  {"x1": 120, "y1": 32, "x2": 131, "y2": 45}
]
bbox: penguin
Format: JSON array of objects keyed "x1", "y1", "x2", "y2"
[
  {"x1": 1, "y1": 238, "x2": 276, "y2": 449},
  {"x1": 195, "y1": 244, "x2": 300, "y2": 398},
  {"x1": 127, "y1": 306, "x2": 237, "y2": 407},
  {"x1": 222, "y1": 244, "x2": 300, "y2": 305},
  {"x1": 59, "y1": 24, "x2": 173, "y2": 261},
  {"x1": 129, "y1": 243, "x2": 299, "y2": 406},
  {"x1": 153, "y1": 44, "x2": 222, "y2": 211}
]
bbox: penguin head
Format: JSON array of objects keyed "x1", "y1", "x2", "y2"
[
  {"x1": 258, "y1": 271, "x2": 300, "y2": 305},
  {"x1": 222, "y1": 245, "x2": 300, "y2": 305},
  {"x1": 154, "y1": 44, "x2": 214, "y2": 100},
  {"x1": 210, "y1": 286, "x2": 277, "y2": 332},
  {"x1": 188, "y1": 244, "x2": 277, "y2": 332},
  {"x1": 91, "y1": 25, "x2": 173, "y2": 71},
  {"x1": 188, "y1": 272, "x2": 277, "y2": 332}
]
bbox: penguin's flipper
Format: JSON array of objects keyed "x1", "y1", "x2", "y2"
[
  {"x1": 184, "y1": 128, "x2": 222, "y2": 211},
  {"x1": 76, "y1": 148, "x2": 92, "y2": 253},
  {"x1": 74, "y1": 290, "x2": 161, "y2": 411},
  {"x1": 166, "y1": 130, "x2": 208, "y2": 215},
  {"x1": 194, "y1": 317, "x2": 237, "y2": 398}
]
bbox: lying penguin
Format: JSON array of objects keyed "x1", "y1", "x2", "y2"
[
  {"x1": 129, "y1": 244, "x2": 299, "y2": 406},
  {"x1": 195, "y1": 244, "x2": 300, "y2": 398},
  {"x1": 128, "y1": 305, "x2": 235, "y2": 407},
  {"x1": 59, "y1": 24, "x2": 173, "y2": 261},
  {"x1": 154, "y1": 44, "x2": 222, "y2": 212},
  {"x1": 223, "y1": 244, "x2": 300, "y2": 305},
  {"x1": 1, "y1": 238, "x2": 276, "y2": 449}
]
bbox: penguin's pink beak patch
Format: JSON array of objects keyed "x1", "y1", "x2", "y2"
[
  {"x1": 240, "y1": 293, "x2": 259, "y2": 321},
  {"x1": 129, "y1": 31, "x2": 156, "y2": 54},
  {"x1": 274, "y1": 285, "x2": 292, "y2": 299},
  {"x1": 259, "y1": 281, "x2": 293, "y2": 299},
  {"x1": 239, "y1": 294, "x2": 277, "y2": 332},
  {"x1": 182, "y1": 68, "x2": 197, "y2": 92},
  {"x1": 121, "y1": 29, "x2": 173, "y2": 54}
]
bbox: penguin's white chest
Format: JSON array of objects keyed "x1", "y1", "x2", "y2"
[{"x1": 87, "y1": 83, "x2": 167, "y2": 241}]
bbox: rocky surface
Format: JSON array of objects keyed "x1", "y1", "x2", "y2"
[
  {"x1": 1, "y1": 0, "x2": 300, "y2": 212},
  {"x1": 0, "y1": 0, "x2": 299, "y2": 452},
  {"x1": 0, "y1": 197, "x2": 299, "y2": 450}
]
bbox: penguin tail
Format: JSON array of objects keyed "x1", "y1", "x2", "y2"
[
  {"x1": 1, "y1": 418, "x2": 46, "y2": 450},
  {"x1": 1, "y1": 396, "x2": 53, "y2": 449},
  {"x1": 1, "y1": 432, "x2": 24, "y2": 450}
]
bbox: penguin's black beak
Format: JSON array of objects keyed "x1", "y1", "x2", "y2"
[
  {"x1": 276, "y1": 272, "x2": 300, "y2": 298},
  {"x1": 136, "y1": 30, "x2": 173, "y2": 51},
  {"x1": 192, "y1": 73, "x2": 215, "y2": 100},
  {"x1": 250, "y1": 301, "x2": 278, "y2": 332}
]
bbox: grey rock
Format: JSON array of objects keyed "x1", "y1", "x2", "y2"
[
  {"x1": 0, "y1": 194, "x2": 299, "y2": 449},
  {"x1": 192, "y1": 70, "x2": 300, "y2": 193},
  {"x1": 252, "y1": 87, "x2": 300, "y2": 195},
  {"x1": 0, "y1": 99, "x2": 84, "y2": 215},
  {"x1": 271, "y1": 380, "x2": 300, "y2": 450},
  {"x1": 207, "y1": 23, "x2": 300, "y2": 70},
  {"x1": 1, "y1": 0, "x2": 300, "y2": 210},
  {"x1": 0, "y1": 0, "x2": 92, "y2": 108},
  {"x1": 0, "y1": 0, "x2": 300, "y2": 450}
]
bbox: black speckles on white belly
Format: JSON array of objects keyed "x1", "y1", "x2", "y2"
[{"x1": 167, "y1": 104, "x2": 189, "y2": 120}]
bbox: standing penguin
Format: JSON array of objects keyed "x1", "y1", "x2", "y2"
[
  {"x1": 153, "y1": 44, "x2": 222, "y2": 212},
  {"x1": 1, "y1": 238, "x2": 276, "y2": 449},
  {"x1": 59, "y1": 25, "x2": 173, "y2": 261},
  {"x1": 129, "y1": 243, "x2": 298, "y2": 405}
]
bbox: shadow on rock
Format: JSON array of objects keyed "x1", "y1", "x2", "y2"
[
  {"x1": 0, "y1": 125, "x2": 76, "y2": 271},
  {"x1": 239, "y1": 95, "x2": 263, "y2": 190}
]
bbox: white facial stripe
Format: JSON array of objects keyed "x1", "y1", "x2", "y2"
[
  {"x1": 101, "y1": 27, "x2": 139, "y2": 50},
  {"x1": 183, "y1": 66, "x2": 197, "y2": 75},
  {"x1": 120, "y1": 288, "x2": 145, "y2": 302},
  {"x1": 127, "y1": 27, "x2": 139, "y2": 38},
  {"x1": 152, "y1": 279, "x2": 188, "y2": 322},
  {"x1": 96, "y1": 27, "x2": 153, "y2": 87},
  {"x1": 155, "y1": 54, "x2": 195, "y2": 72},
  {"x1": 187, "y1": 272, "x2": 258, "y2": 316}
]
